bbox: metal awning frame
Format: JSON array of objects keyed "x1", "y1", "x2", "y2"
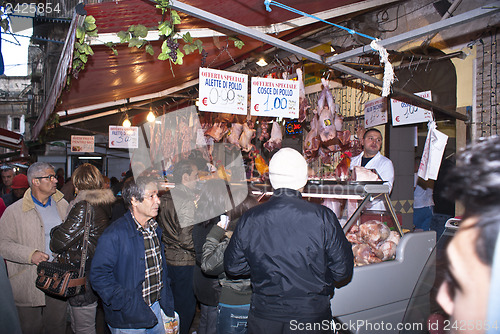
[{"x1": 168, "y1": 0, "x2": 500, "y2": 122}]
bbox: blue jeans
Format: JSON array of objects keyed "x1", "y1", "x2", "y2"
[
  {"x1": 217, "y1": 303, "x2": 250, "y2": 334},
  {"x1": 430, "y1": 213, "x2": 452, "y2": 240},
  {"x1": 108, "y1": 301, "x2": 165, "y2": 334},
  {"x1": 413, "y1": 206, "x2": 433, "y2": 230}
]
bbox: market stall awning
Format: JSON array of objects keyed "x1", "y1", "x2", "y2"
[
  {"x1": 0, "y1": 128, "x2": 24, "y2": 150},
  {"x1": 32, "y1": 0, "x2": 399, "y2": 139}
]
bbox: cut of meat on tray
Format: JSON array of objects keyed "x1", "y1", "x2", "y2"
[
  {"x1": 352, "y1": 166, "x2": 381, "y2": 182},
  {"x1": 346, "y1": 220, "x2": 400, "y2": 266}
]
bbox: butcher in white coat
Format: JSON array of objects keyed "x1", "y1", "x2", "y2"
[{"x1": 350, "y1": 128, "x2": 394, "y2": 211}]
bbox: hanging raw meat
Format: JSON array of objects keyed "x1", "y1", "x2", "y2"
[
  {"x1": 258, "y1": 120, "x2": 270, "y2": 142},
  {"x1": 336, "y1": 130, "x2": 351, "y2": 147},
  {"x1": 296, "y1": 68, "x2": 310, "y2": 122},
  {"x1": 178, "y1": 118, "x2": 194, "y2": 160},
  {"x1": 321, "y1": 78, "x2": 344, "y2": 132},
  {"x1": 205, "y1": 122, "x2": 228, "y2": 142},
  {"x1": 318, "y1": 82, "x2": 337, "y2": 143},
  {"x1": 227, "y1": 123, "x2": 243, "y2": 147},
  {"x1": 303, "y1": 115, "x2": 320, "y2": 161},
  {"x1": 264, "y1": 121, "x2": 283, "y2": 152},
  {"x1": 239, "y1": 121, "x2": 256, "y2": 152}
]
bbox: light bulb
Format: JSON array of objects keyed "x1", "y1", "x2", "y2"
[
  {"x1": 256, "y1": 58, "x2": 267, "y2": 67},
  {"x1": 147, "y1": 111, "x2": 155, "y2": 122},
  {"x1": 123, "y1": 118, "x2": 131, "y2": 127}
]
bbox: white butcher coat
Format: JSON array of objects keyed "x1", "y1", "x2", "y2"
[{"x1": 350, "y1": 151, "x2": 395, "y2": 211}]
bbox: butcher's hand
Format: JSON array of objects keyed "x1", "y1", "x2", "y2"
[{"x1": 31, "y1": 250, "x2": 49, "y2": 265}]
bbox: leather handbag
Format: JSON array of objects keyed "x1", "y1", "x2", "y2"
[{"x1": 36, "y1": 202, "x2": 93, "y2": 298}]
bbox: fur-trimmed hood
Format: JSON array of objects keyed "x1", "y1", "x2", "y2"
[{"x1": 72, "y1": 188, "x2": 116, "y2": 207}]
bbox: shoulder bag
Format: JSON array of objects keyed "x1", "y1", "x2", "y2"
[{"x1": 36, "y1": 202, "x2": 93, "y2": 298}]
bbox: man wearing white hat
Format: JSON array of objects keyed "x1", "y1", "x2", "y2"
[{"x1": 225, "y1": 147, "x2": 353, "y2": 334}]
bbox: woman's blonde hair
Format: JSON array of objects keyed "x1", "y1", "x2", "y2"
[{"x1": 72, "y1": 163, "x2": 104, "y2": 190}]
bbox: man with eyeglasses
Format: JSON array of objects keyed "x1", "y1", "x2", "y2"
[
  {"x1": 350, "y1": 128, "x2": 394, "y2": 212},
  {"x1": 0, "y1": 162, "x2": 69, "y2": 334}
]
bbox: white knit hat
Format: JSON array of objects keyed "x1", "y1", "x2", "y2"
[{"x1": 269, "y1": 147, "x2": 308, "y2": 190}]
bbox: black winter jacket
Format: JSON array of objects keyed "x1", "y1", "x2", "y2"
[
  {"x1": 50, "y1": 189, "x2": 115, "y2": 269},
  {"x1": 224, "y1": 188, "x2": 354, "y2": 322}
]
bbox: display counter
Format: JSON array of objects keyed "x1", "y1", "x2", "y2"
[{"x1": 331, "y1": 231, "x2": 436, "y2": 333}]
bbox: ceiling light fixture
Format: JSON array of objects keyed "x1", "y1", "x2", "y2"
[
  {"x1": 256, "y1": 58, "x2": 268, "y2": 67},
  {"x1": 147, "y1": 105, "x2": 155, "y2": 122},
  {"x1": 122, "y1": 115, "x2": 131, "y2": 127}
]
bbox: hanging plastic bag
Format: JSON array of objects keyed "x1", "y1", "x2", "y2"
[
  {"x1": 160, "y1": 309, "x2": 180, "y2": 334},
  {"x1": 418, "y1": 121, "x2": 448, "y2": 180}
]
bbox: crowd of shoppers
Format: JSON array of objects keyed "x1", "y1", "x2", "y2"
[{"x1": 2, "y1": 136, "x2": 497, "y2": 334}]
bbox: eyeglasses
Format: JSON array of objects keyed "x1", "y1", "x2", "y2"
[{"x1": 35, "y1": 174, "x2": 57, "y2": 181}]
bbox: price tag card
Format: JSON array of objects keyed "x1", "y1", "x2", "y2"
[
  {"x1": 364, "y1": 97, "x2": 388, "y2": 128},
  {"x1": 198, "y1": 68, "x2": 248, "y2": 115},
  {"x1": 391, "y1": 91, "x2": 433, "y2": 126},
  {"x1": 250, "y1": 77, "x2": 299, "y2": 118},
  {"x1": 71, "y1": 135, "x2": 95, "y2": 152},
  {"x1": 109, "y1": 126, "x2": 139, "y2": 148}
]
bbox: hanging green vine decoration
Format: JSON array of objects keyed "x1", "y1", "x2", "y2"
[
  {"x1": 67, "y1": 15, "x2": 98, "y2": 86},
  {"x1": 110, "y1": 0, "x2": 244, "y2": 67}
]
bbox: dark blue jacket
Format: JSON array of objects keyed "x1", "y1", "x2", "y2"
[
  {"x1": 224, "y1": 188, "x2": 354, "y2": 322},
  {"x1": 90, "y1": 211, "x2": 174, "y2": 329}
]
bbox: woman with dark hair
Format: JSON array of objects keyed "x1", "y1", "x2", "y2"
[
  {"x1": 200, "y1": 185, "x2": 258, "y2": 334},
  {"x1": 50, "y1": 163, "x2": 115, "y2": 334}
]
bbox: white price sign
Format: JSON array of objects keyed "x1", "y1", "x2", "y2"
[
  {"x1": 250, "y1": 77, "x2": 299, "y2": 118},
  {"x1": 391, "y1": 91, "x2": 433, "y2": 126},
  {"x1": 71, "y1": 135, "x2": 95, "y2": 152},
  {"x1": 198, "y1": 68, "x2": 248, "y2": 114},
  {"x1": 109, "y1": 126, "x2": 138, "y2": 148},
  {"x1": 364, "y1": 97, "x2": 387, "y2": 128}
]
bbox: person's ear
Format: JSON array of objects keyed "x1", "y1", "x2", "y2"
[
  {"x1": 436, "y1": 281, "x2": 454, "y2": 315},
  {"x1": 181, "y1": 173, "x2": 189, "y2": 184}
]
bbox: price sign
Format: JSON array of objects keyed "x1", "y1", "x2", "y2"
[
  {"x1": 198, "y1": 68, "x2": 248, "y2": 115},
  {"x1": 109, "y1": 126, "x2": 138, "y2": 148},
  {"x1": 391, "y1": 91, "x2": 433, "y2": 126},
  {"x1": 71, "y1": 135, "x2": 95, "y2": 152},
  {"x1": 250, "y1": 77, "x2": 299, "y2": 118},
  {"x1": 364, "y1": 97, "x2": 387, "y2": 128}
]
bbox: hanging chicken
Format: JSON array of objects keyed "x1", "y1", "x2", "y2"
[
  {"x1": 226, "y1": 123, "x2": 243, "y2": 147},
  {"x1": 263, "y1": 121, "x2": 283, "y2": 152},
  {"x1": 317, "y1": 85, "x2": 337, "y2": 144},
  {"x1": 239, "y1": 121, "x2": 256, "y2": 152},
  {"x1": 303, "y1": 115, "x2": 320, "y2": 161}
]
